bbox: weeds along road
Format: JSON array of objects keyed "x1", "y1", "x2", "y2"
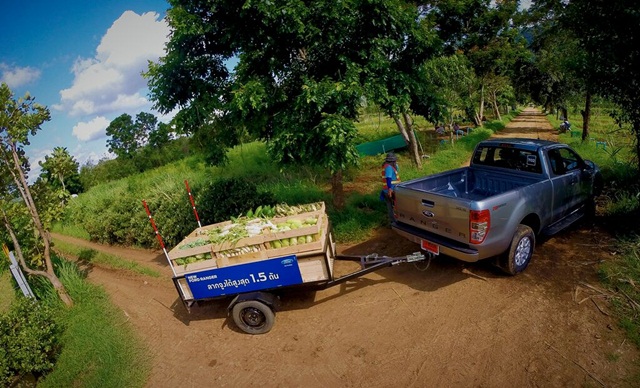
[{"x1": 52, "y1": 109, "x2": 640, "y2": 387}]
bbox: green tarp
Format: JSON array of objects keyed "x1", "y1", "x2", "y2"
[{"x1": 355, "y1": 134, "x2": 407, "y2": 156}]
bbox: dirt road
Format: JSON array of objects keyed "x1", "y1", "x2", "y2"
[{"x1": 54, "y1": 108, "x2": 639, "y2": 387}]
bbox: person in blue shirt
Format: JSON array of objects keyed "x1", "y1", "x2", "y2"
[{"x1": 379, "y1": 152, "x2": 400, "y2": 223}]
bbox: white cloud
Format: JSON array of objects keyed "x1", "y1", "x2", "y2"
[
  {"x1": 57, "y1": 11, "x2": 169, "y2": 117},
  {"x1": 72, "y1": 116, "x2": 111, "y2": 141},
  {"x1": 0, "y1": 63, "x2": 41, "y2": 88},
  {"x1": 73, "y1": 147, "x2": 111, "y2": 167}
]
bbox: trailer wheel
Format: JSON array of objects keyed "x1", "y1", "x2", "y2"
[
  {"x1": 232, "y1": 300, "x2": 275, "y2": 335},
  {"x1": 499, "y1": 224, "x2": 535, "y2": 275}
]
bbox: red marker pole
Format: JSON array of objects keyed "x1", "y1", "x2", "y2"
[
  {"x1": 142, "y1": 200, "x2": 176, "y2": 276},
  {"x1": 184, "y1": 180, "x2": 202, "y2": 228}
]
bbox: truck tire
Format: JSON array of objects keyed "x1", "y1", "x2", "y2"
[
  {"x1": 499, "y1": 224, "x2": 535, "y2": 275},
  {"x1": 232, "y1": 300, "x2": 275, "y2": 335}
]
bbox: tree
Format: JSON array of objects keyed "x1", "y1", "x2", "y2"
[
  {"x1": 147, "y1": 0, "x2": 438, "y2": 207},
  {"x1": 106, "y1": 113, "x2": 136, "y2": 158},
  {"x1": 351, "y1": 1, "x2": 440, "y2": 169},
  {"x1": 0, "y1": 83, "x2": 73, "y2": 306},
  {"x1": 38, "y1": 146, "x2": 81, "y2": 194},
  {"x1": 425, "y1": 0, "x2": 524, "y2": 124},
  {"x1": 420, "y1": 54, "x2": 479, "y2": 126},
  {"x1": 106, "y1": 112, "x2": 161, "y2": 159},
  {"x1": 562, "y1": 0, "x2": 640, "y2": 164},
  {"x1": 134, "y1": 112, "x2": 157, "y2": 147},
  {"x1": 522, "y1": 0, "x2": 594, "y2": 140},
  {"x1": 149, "y1": 122, "x2": 172, "y2": 149}
]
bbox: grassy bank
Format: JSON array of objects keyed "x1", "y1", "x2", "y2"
[
  {"x1": 39, "y1": 259, "x2": 150, "y2": 387},
  {"x1": 1, "y1": 258, "x2": 150, "y2": 387},
  {"x1": 598, "y1": 240, "x2": 640, "y2": 347}
]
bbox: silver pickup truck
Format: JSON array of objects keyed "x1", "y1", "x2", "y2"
[{"x1": 392, "y1": 138, "x2": 602, "y2": 275}]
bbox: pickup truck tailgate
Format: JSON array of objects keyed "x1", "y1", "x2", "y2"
[{"x1": 394, "y1": 187, "x2": 471, "y2": 245}]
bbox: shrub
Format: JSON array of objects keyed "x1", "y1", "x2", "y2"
[
  {"x1": 197, "y1": 177, "x2": 277, "y2": 224},
  {"x1": 0, "y1": 297, "x2": 63, "y2": 386}
]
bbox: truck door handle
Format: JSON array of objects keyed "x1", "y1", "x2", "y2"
[{"x1": 422, "y1": 199, "x2": 434, "y2": 207}]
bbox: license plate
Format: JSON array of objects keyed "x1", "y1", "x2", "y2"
[{"x1": 421, "y1": 240, "x2": 440, "y2": 255}]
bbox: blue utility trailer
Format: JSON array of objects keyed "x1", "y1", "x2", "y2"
[{"x1": 164, "y1": 202, "x2": 427, "y2": 334}]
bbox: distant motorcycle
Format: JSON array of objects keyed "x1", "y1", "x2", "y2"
[{"x1": 559, "y1": 119, "x2": 571, "y2": 133}]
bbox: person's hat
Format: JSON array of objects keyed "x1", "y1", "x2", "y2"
[{"x1": 385, "y1": 152, "x2": 397, "y2": 162}]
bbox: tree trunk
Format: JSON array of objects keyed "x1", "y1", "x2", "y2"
[
  {"x1": 402, "y1": 113, "x2": 422, "y2": 169},
  {"x1": 479, "y1": 84, "x2": 485, "y2": 123},
  {"x1": 492, "y1": 90, "x2": 501, "y2": 121},
  {"x1": 393, "y1": 114, "x2": 422, "y2": 169},
  {"x1": 59, "y1": 173, "x2": 66, "y2": 192},
  {"x1": 581, "y1": 91, "x2": 591, "y2": 141},
  {"x1": 2, "y1": 210, "x2": 73, "y2": 306},
  {"x1": 473, "y1": 111, "x2": 481, "y2": 126},
  {"x1": 393, "y1": 116, "x2": 409, "y2": 143},
  {"x1": 4, "y1": 145, "x2": 73, "y2": 306},
  {"x1": 635, "y1": 119, "x2": 640, "y2": 173},
  {"x1": 331, "y1": 170, "x2": 345, "y2": 210},
  {"x1": 560, "y1": 106, "x2": 568, "y2": 120}
]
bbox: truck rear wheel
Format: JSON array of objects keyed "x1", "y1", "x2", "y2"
[
  {"x1": 232, "y1": 300, "x2": 275, "y2": 335},
  {"x1": 499, "y1": 224, "x2": 535, "y2": 275}
]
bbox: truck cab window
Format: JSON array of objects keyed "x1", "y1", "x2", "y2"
[{"x1": 548, "y1": 148, "x2": 582, "y2": 175}]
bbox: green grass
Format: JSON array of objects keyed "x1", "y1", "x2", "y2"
[
  {"x1": 51, "y1": 238, "x2": 161, "y2": 278},
  {"x1": 51, "y1": 223, "x2": 91, "y2": 240},
  {"x1": 37, "y1": 259, "x2": 150, "y2": 387},
  {"x1": 598, "y1": 241, "x2": 640, "y2": 348},
  {"x1": 548, "y1": 104, "x2": 640, "y2": 350},
  {"x1": 0, "y1": 271, "x2": 15, "y2": 314}
]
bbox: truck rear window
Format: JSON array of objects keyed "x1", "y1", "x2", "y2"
[{"x1": 472, "y1": 146, "x2": 542, "y2": 173}]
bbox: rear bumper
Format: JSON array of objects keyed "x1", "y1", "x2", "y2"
[{"x1": 392, "y1": 221, "x2": 481, "y2": 263}]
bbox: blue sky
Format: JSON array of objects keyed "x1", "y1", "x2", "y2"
[{"x1": 1, "y1": 0, "x2": 173, "y2": 180}]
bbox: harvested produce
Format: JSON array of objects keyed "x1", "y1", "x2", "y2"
[{"x1": 174, "y1": 252, "x2": 213, "y2": 266}]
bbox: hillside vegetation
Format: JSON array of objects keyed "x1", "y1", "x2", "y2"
[{"x1": 54, "y1": 112, "x2": 496, "y2": 247}]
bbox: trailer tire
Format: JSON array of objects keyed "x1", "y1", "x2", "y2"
[
  {"x1": 499, "y1": 224, "x2": 535, "y2": 275},
  {"x1": 232, "y1": 300, "x2": 275, "y2": 335}
]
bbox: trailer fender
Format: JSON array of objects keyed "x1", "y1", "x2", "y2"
[{"x1": 227, "y1": 291, "x2": 280, "y2": 314}]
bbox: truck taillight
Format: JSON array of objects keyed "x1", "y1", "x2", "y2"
[{"x1": 469, "y1": 209, "x2": 490, "y2": 244}]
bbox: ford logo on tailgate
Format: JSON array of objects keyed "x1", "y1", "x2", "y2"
[{"x1": 422, "y1": 211, "x2": 435, "y2": 218}]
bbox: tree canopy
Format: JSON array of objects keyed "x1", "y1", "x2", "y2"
[
  {"x1": 38, "y1": 146, "x2": 81, "y2": 194},
  {"x1": 147, "y1": 0, "x2": 444, "y2": 206},
  {"x1": 106, "y1": 112, "x2": 164, "y2": 158}
]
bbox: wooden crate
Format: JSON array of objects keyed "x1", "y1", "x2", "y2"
[
  {"x1": 173, "y1": 257, "x2": 218, "y2": 276},
  {"x1": 214, "y1": 243, "x2": 269, "y2": 268},
  {"x1": 168, "y1": 237, "x2": 214, "y2": 261},
  {"x1": 176, "y1": 277, "x2": 194, "y2": 299},
  {"x1": 184, "y1": 202, "x2": 325, "y2": 239},
  {"x1": 169, "y1": 202, "x2": 329, "y2": 276},
  {"x1": 298, "y1": 248, "x2": 334, "y2": 283},
  {"x1": 262, "y1": 215, "x2": 328, "y2": 258},
  {"x1": 265, "y1": 214, "x2": 323, "y2": 240}
]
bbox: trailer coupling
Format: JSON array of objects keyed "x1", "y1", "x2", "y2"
[{"x1": 357, "y1": 251, "x2": 427, "y2": 267}]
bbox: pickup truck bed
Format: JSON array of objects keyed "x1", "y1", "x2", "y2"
[{"x1": 405, "y1": 167, "x2": 543, "y2": 201}]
